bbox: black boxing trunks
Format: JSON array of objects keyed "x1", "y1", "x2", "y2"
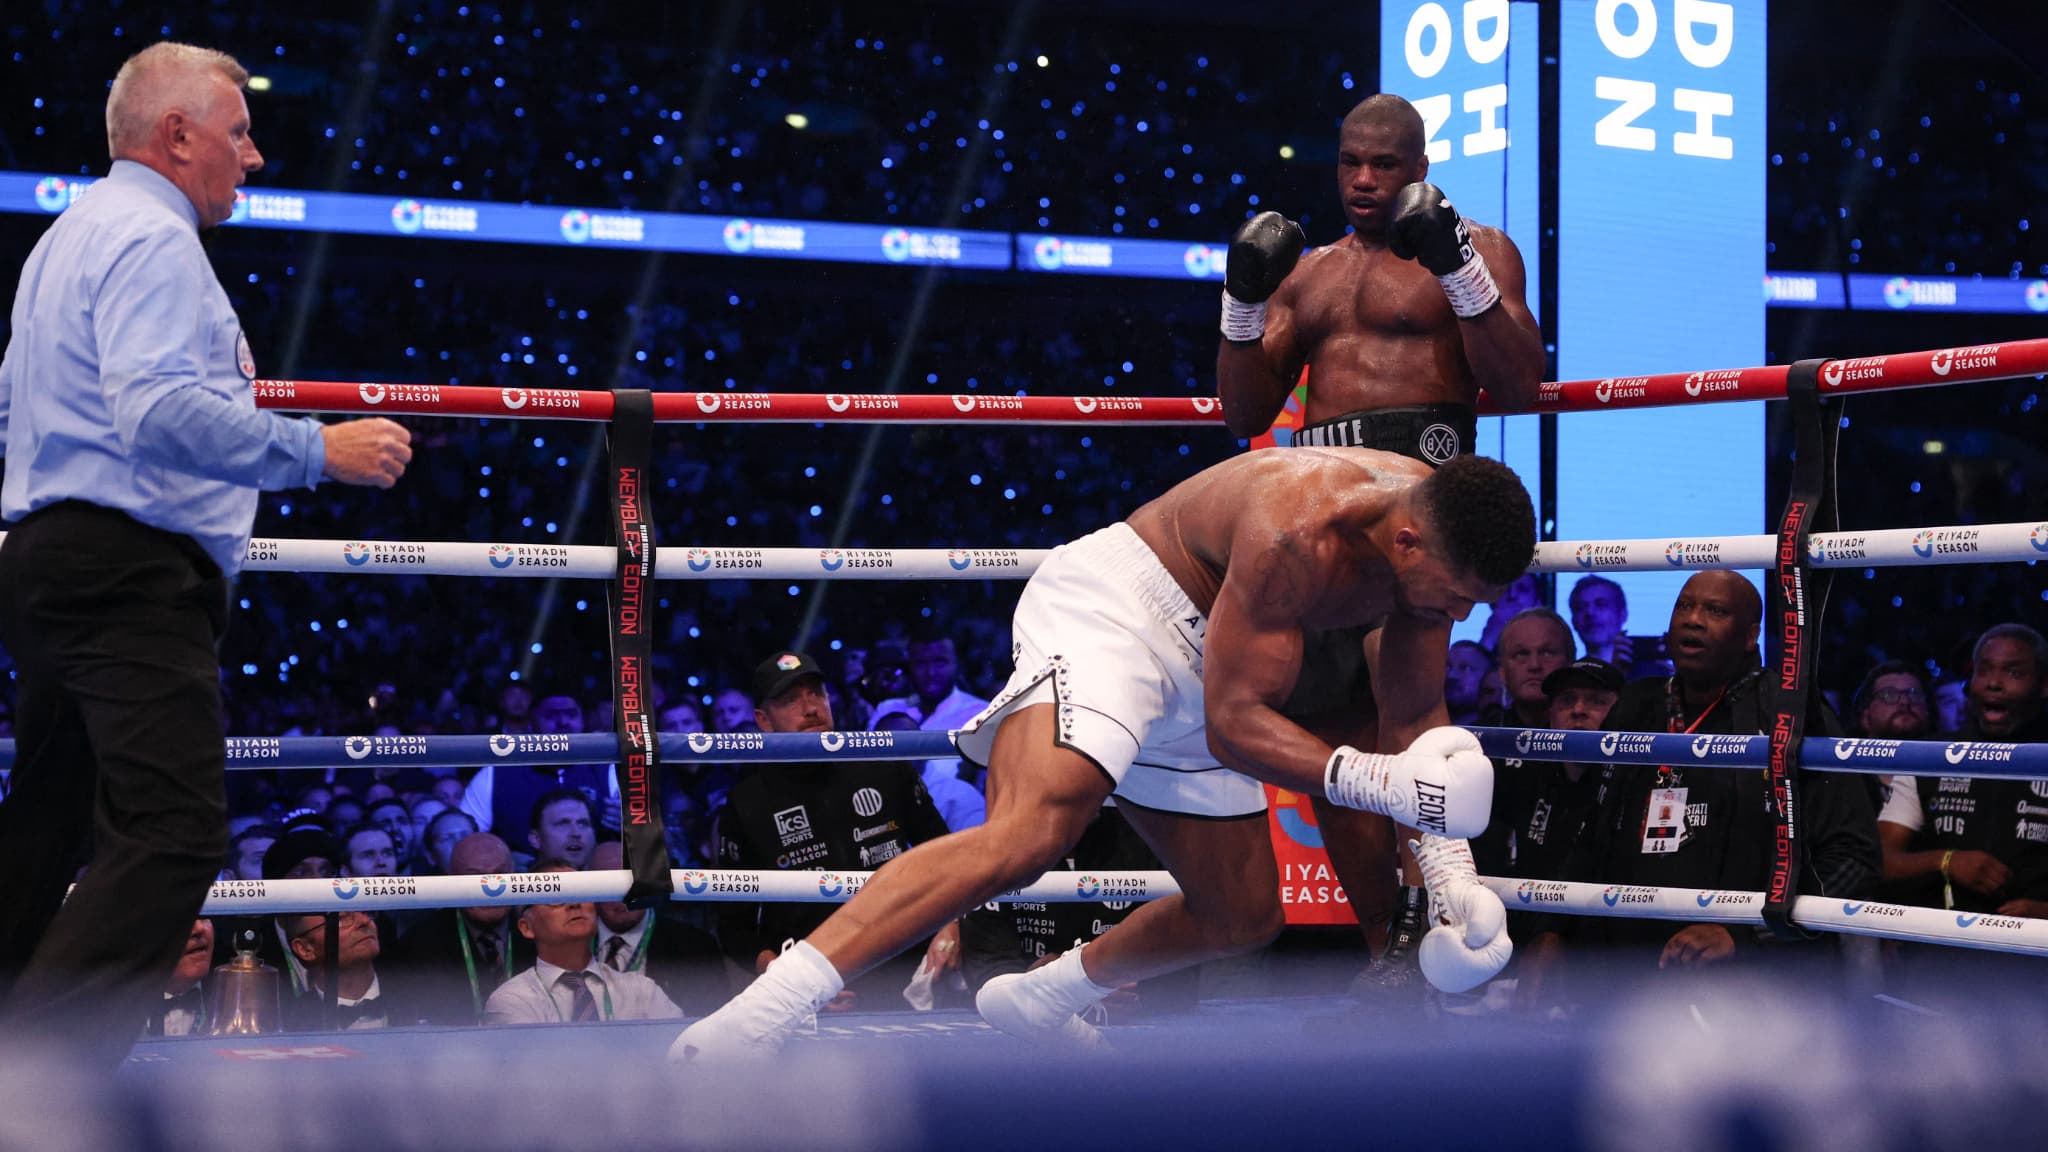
[
  {"x1": 1289, "y1": 402, "x2": 1477, "y2": 467},
  {"x1": 1281, "y1": 625, "x2": 1373, "y2": 720},
  {"x1": 1280, "y1": 403, "x2": 1475, "y2": 720}
]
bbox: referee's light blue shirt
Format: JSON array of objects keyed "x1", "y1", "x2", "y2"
[{"x1": 0, "y1": 160, "x2": 325, "y2": 577}]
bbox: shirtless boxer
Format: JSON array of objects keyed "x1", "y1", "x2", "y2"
[
  {"x1": 671, "y1": 449, "x2": 1533, "y2": 1061},
  {"x1": 1217, "y1": 94, "x2": 1545, "y2": 964}
]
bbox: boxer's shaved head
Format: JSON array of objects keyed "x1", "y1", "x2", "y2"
[{"x1": 1341, "y1": 94, "x2": 1426, "y2": 161}]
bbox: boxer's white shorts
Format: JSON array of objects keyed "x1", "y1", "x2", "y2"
[{"x1": 955, "y1": 523, "x2": 1266, "y2": 818}]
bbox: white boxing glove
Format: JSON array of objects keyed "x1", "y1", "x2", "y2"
[
  {"x1": 1323, "y1": 725, "x2": 1493, "y2": 839},
  {"x1": 1412, "y1": 833, "x2": 1514, "y2": 994}
]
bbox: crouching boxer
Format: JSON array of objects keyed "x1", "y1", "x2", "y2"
[{"x1": 671, "y1": 449, "x2": 1531, "y2": 1062}]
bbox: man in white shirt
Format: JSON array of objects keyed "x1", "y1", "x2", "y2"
[
  {"x1": 483, "y1": 861, "x2": 682, "y2": 1025},
  {"x1": 589, "y1": 842, "x2": 726, "y2": 1015},
  {"x1": 904, "y1": 634, "x2": 989, "y2": 829}
]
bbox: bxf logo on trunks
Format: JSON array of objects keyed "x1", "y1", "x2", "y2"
[
  {"x1": 1912, "y1": 528, "x2": 1979, "y2": 559},
  {"x1": 1592, "y1": 377, "x2": 1649, "y2": 404},
  {"x1": 1601, "y1": 885, "x2": 1658, "y2": 907},
  {"x1": 1574, "y1": 544, "x2": 1630, "y2": 570},
  {"x1": 1515, "y1": 881, "x2": 1569, "y2": 905},
  {"x1": 1930, "y1": 345, "x2": 2000, "y2": 377},
  {"x1": 227, "y1": 738, "x2": 283, "y2": 761},
  {"x1": 1819, "y1": 357, "x2": 1887, "y2": 388}
]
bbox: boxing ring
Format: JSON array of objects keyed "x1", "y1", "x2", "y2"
[{"x1": 5, "y1": 336, "x2": 2048, "y2": 1151}]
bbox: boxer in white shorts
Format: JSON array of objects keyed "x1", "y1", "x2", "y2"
[
  {"x1": 673, "y1": 449, "x2": 1534, "y2": 1063},
  {"x1": 950, "y1": 521, "x2": 1263, "y2": 819}
]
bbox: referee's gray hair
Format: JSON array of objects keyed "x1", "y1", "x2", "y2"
[{"x1": 105, "y1": 42, "x2": 249, "y2": 158}]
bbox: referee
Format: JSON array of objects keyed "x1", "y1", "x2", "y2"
[{"x1": 0, "y1": 42, "x2": 410, "y2": 1064}]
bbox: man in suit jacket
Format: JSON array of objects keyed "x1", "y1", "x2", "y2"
[{"x1": 589, "y1": 841, "x2": 728, "y2": 1014}]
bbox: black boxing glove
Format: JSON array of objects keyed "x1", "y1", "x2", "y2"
[
  {"x1": 1386, "y1": 182, "x2": 1500, "y2": 319},
  {"x1": 1220, "y1": 211, "x2": 1305, "y2": 343}
]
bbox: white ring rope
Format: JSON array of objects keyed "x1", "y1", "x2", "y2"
[
  {"x1": 195, "y1": 869, "x2": 2048, "y2": 958},
  {"x1": 1, "y1": 520, "x2": 2037, "y2": 580},
  {"x1": 1484, "y1": 878, "x2": 2048, "y2": 958}
]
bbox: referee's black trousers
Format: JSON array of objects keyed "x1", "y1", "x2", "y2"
[{"x1": 0, "y1": 502, "x2": 229, "y2": 1066}]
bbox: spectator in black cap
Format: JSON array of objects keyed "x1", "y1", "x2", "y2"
[
  {"x1": 1472, "y1": 658, "x2": 1620, "y2": 884},
  {"x1": 263, "y1": 822, "x2": 342, "y2": 882},
  {"x1": 205, "y1": 822, "x2": 349, "y2": 983},
  {"x1": 1474, "y1": 658, "x2": 1623, "y2": 1010},
  {"x1": 711, "y1": 650, "x2": 957, "y2": 1011}
]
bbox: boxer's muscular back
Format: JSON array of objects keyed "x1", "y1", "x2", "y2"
[
  {"x1": 1126, "y1": 448, "x2": 1426, "y2": 633},
  {"x1": 1268, "y1": 231, "x2": 1500, "y2": 423}
]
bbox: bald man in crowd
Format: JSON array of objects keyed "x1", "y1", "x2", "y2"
[{"x1": 386, "y1": 833, "x2": 534, "y2": 1024}]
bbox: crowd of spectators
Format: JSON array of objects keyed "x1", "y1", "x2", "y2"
[
  {"x1": 0, "y1": 0, "x2": 2044, "y2": 1035},
  {"x1": 3, "y1": 2, "x2": 2041, "y2": 271}
]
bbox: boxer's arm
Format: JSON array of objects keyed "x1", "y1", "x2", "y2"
[
  {"x1": 1361, "y1": 616, "x2": 1452, "y2": 886},
  {"x1": 1203, "y1": 524, "x2": 1337, "y2": 792},
  {"x1": 1458, "y1": 227, "x2": 1545, "y2": 413},
  {"x1": 1362, "y1": 611, "x2": 1455, "y2": 755},
  {"x1": 1217, "y1": 278, "x2": 1307, "y2": 439}
]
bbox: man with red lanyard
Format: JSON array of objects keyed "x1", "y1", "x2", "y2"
[{"x1": 1558, "y1": 572, "x2": 1879, "y2": 978}]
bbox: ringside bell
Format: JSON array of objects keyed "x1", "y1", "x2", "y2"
[{"x1": 206, "y1": 928, "x2": 282, "y2": 1035}]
